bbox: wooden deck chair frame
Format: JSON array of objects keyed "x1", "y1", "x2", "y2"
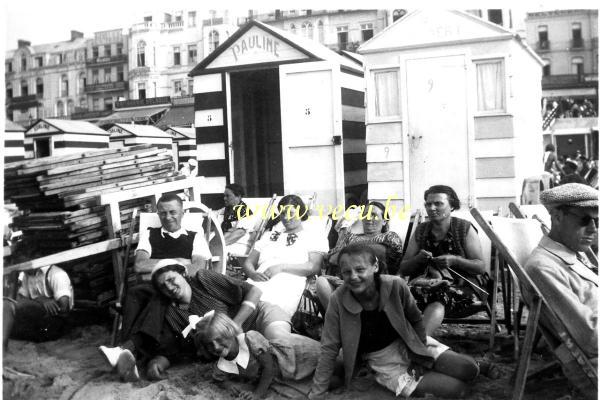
[{"x1": 471, "y1": 208, "x2": 598, "y2": 400}]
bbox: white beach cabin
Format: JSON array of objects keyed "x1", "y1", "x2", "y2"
[{"x1": 358, "y1": 10, "x2": 544, "y2": 213}]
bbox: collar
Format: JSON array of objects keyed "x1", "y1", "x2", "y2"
[
  {"x1": 216, "y1": 333, "x2": 250, "y2": 374},
  {"x1": 160, "y1": 227, "x2": 188, "y2": 239},
  {"x1": 539, "y1": 236, "x2": 598, "y2": 285},
  {"x1": 341, "y1": 277, "x2": 392, "y2": 314}
]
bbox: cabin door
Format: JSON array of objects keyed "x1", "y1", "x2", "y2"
[
  {"x1": 405, "y1": 54, "x2": 471, "y2": 209},
  {"x1": 279, "y1": 62, "x2": 345, "y2": 209}
]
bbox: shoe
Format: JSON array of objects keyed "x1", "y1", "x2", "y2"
[
  {"x1": 99, "y1": 345, "x2": 124, "y2": 369},
  {"x1": 116, "y1": 349, "x2": 140, "y2": 382}
]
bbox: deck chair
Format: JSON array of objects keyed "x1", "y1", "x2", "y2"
[
  {"x1": 471, "y1": 208, "x2": 598, "y2": 400},
  {"x1": 138, "y1": 205, "x2": 226, "y2": 275}
]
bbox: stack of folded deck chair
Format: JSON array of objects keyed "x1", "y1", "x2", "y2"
[{"x1": 3, "y1": 144, "x2": 183, "y2": 306}]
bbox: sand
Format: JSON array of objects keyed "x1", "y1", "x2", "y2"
[{"x1": 2, "y1": 323, "x2": 585, "y2": 400}]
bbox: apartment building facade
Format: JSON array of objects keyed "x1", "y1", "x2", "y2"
[
  {"x1": 127, "y1": 10, "x2": 239, "y2": 100},
  {"x1": 525, "y1": 9, "x2": 598, "y2": 100},
  {"x1": 5, "y1": 32, "x2": 88, "y2": 124}
]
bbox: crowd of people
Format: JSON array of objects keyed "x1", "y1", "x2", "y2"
[
  {"x1": 543, "y1": 144, "x2": 598, "y2": 189},
  {"x1": 4, "y1": 180, "x2": 598, "y2": 399}
]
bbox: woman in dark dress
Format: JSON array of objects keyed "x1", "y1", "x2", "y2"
[{"x1": 399, "y1": 185, "x2": 486, "y2": 336}]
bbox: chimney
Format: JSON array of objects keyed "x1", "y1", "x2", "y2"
[
  {"x1": 70, "y1": 30, "x2": 84, "y2": 41},
  {"x1": 17, "y1": 40, "x2": 31, "y2": 48}
]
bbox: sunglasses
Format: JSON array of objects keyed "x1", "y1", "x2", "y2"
[{"x1": 564, "y1": 210, "x2": 599, "y2": 228}]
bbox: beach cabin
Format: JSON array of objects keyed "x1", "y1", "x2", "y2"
[
  {"x1": 4, "y1": 120, "x2": 26, "y2": 163},
  {"x1": 164, "y1": 126, "x2": 197, "y2": 166},
  {"x1": 358, "y1": 10, "x2": 544, "y2": 212},
  {"x1": 188, "y1": 20, "x2": 366, "y2": 209},
  {"x1": 107, "y1": 123, "x2": 174, "y2": 150},
  {"x1": 24, "y1": 119, "x2": 110, "y2": 159}
]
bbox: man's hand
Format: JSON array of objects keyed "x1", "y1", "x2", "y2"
[
  {"x1": 263, "y1": 265, "x2": 284, "y2": 278},
  {"x1": 432, "y1": 255, "x2": 455, "y2": 269},
  {"x1": 37, "y1": 298, "x2": 61, "y2": 316},
  {"x1": 248, "y1": 271, "x2": 269, "y2": 282}
]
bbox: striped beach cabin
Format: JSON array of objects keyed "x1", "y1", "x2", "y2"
[
  {"x1": 4, "y1": 120, "x2": 26, "y2": 163},
  {"x1": 164, "y1": 126, "x2": 197, "y2": 167},
  {"x1": 188, "y1": 20, "x2": 366, "y2": 209},
  {"x1": 358, "y1": 10, "x2": 544, "y2": 213},
  {"x1": 24, "y1": 119, "x2": 110, "y2": 159}
]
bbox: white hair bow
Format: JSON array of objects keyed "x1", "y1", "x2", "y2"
[{"x1": 182, "y1": 310, "x2": 215, "y2": 338}]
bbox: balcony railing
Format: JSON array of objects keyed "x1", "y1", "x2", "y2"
[
  {"x1": 7, "y1": 94, "x2": 42, "y2": 104},
  {"x1": 537, "y1": 40, "x2": 550, "y2": 51},
  {"x1": 84, "y1": 81, "x2": 128, "y2": 93},
  {"x1": 161, "y1": 20, "x2": 184, "y2": 30},
  {"x1": 571, "y1": 38, "x2": 584, "y2": 49},
  {"x1": 115, "y1": 96, "x2": 171, "y2": 109},
  {"x1": 542, "y1": 73, "x2": 598, "y2": 89},
  {"x1": 86, "y1": 54, "x2": 127, "y2": 66},
  {"x1": 131, "y1": 21, "x2": 155, "y2": 33},
  {"x1": 203, "y1": 17, "x2": 224, "y2": 25}
]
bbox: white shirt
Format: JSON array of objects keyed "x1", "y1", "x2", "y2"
[{"x1": 18, "y1": 265, "x2": 74, "y2": 308}]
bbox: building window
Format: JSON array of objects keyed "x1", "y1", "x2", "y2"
[
  {"x1": 572, "y1": 57, "x2": 584, "y2": 75},
  {"x1": 35, "y1": 56, "x2": 43, "y2": 67},
  {"x1": 137, "y1": 41, "x2": 146, "y2": 67},
  {"x1": 79, "y1": 97, "x2": 87, "y2": 110},
  {"x1": 487, "y1": 9, "x2": 503, "y2": 26},
  {"x1": 36, "y1": 78, "x2": 44, "y2": 96},
  {"x1": 173, "y1": 80, "x2": 182, "y2": 95},
  {"x1": 21, "y1": 80, "x2": 28, "y2": 96},
  {"x1": 317, "y1": 20, "x2": 324, "y2": 43},
  {"x1": 56, "y1": 100, "x2": 64, "y2": 116},
  {"x1": 21, "y1": 56, "x2": 27, "y2": 71},
  {"x1": 57, "y1": 53, "x2": 63, "y2": 64},
  {"x1": 188, "y1": 11, "x2": 196, "y2": 27},
  {"x1": 6, "y1": 61, "x2": 12, "y2": 73},
  {"x1": 117, "y1": 42, "x2": 123, "y2": 56},
  {"x1": 537, "y1": 25, "x2": 549, "y2": 49},
  {"x1": 290, "y1": 23, "x2": 297, "y2": 35},
  {"x1": 105, "y1": 45, "x2": 112, "y2": 57},
  {"x1": 542, "y1": 59, "x2": 551, "y2": 77},
  {"x1": 61, "y1": 74, "x2": 69, "y2": 97},
  {"x1": 78, "y1": 72, "x2": 86, "y2": 93},
  {"x1": 337, "y1": 26, "x2": 348, "y2": 50},
  {"x1": 209, "y1": 31, "x2": 220, "y2": 53},
  {"x1": 138, "y1": 82, "x2": 146, "y2": 100},
  {"x1": 104, "y1": 67, "x2": 112, "y2": 83},
  {"x1": 475, "y1": 59, "x2": 505, "y2": 113},
  {"x1": 173, "y1": 46, "x2": 181, "y2": 65},
  {"x1": 572, "y1": 22, "x2": 583, "y2": 48},
  {"x1": 92, "y1": 69, "x2": 99, "y2": 84},
  {"x1": 93, "y1": 46, "x2": 99, "y2": 58},
  {"x1": 67, "y1": 100, "x2": 74, "y2": 116},
  {"x1": 93, "y1": 98, "x2": 100, "y2": 111},
  {"x1": 188, "y1": 44, "x2": 197, "y2": 64},
  {"x1": 144, "y1": 15, "x2": 152, "y2": 22},
  {"x1": 361, "y1": 23, "x2": 374, "y2": 42},
  {"x1": 117, "y1": 66, "x2": 124, "y2": 81},
  {"x1": 6, "y1": 83, "x2": 13, "y2": 99},
  {"x1": 392, "y1": 9, "x2": 407, "y2": 22},
  {"x1": 302, "y1": 22, "x2": 313, "y2": 39},
  {"x1": 188, "y1": 79, "x2": 194, "y2": 95},
  {"x1": 104, "y1": 97, "x2": 113, "y2": 110},
  {"x1": 373, "y1": 70, "x2": 399, "y2": 118}
]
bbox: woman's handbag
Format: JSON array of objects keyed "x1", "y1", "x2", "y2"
[{"x1": 291, "y1": 284, "x2": 324, "y2": 341}]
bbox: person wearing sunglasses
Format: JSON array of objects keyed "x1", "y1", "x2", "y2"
[{"x1": 524, "y1": 183, "x2": 598, "y2": 399}]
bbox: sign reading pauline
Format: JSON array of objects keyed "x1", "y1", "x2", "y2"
[{"x1": 231, "y1": 34, "x2": 280, "y2": 62}]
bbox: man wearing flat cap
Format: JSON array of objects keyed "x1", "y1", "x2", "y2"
[{"x1": 524, "y1": 183, "x2": 598, "y2": 398}]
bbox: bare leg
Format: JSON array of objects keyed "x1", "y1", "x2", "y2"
[
  {"x1": 262, "y1": 321, "x2": 291, "y2": 341},
  {"x1": 412, "y1": 371, "x2": 469, "y2": 398},
  {"x1": 3, "y1": 300, "x2": 15, "y2": 351},
  {"x1": 422, "y1": 302, "x2": 445, "y2": 336},
  {"x1": 315, "y1": 276, "x2": 333, "y2": 311}
]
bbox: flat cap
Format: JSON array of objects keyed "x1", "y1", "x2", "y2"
[
  {"x1": 540, "y1": 183, "x2": 598, "y2": 209},
  {"x1": 150, "y1": 258, "x2": 186, "y2": 279}
]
